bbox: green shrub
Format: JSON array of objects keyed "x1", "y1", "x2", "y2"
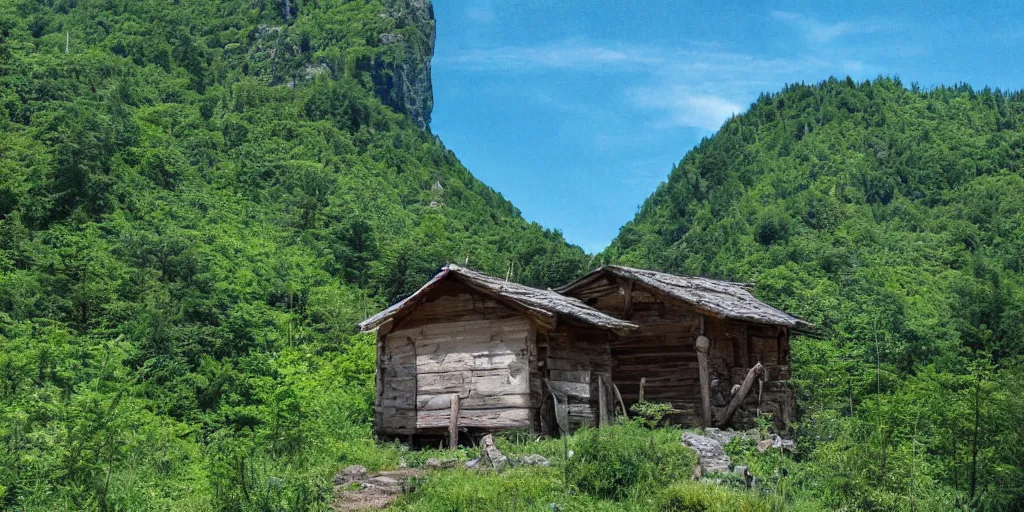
[
  {"x1": 630, "y1": 400, "x2": 680, "y2": 428},
  {"x1": 564, "y1": 421, "x2": 696, "y2": 501},
  {"x1": 390, "y1": 467, "x2": 564, "y2": 511},
  {"x1": 658, "y1": 481, "x2": 770, "y2": 512}
]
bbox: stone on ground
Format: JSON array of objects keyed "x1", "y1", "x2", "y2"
[
  {"x1": 682, "y1": 432, "x2": 732, "y2": 476},
  {"x1": 480, "y1": 434, "x2": 508, "y2": 470},
  {"x1": 332, "y1": 467, "x2": 422, "y2": 511},
  {"x1": 518, "y1": 454, "x2": 550, "y2": 467}
]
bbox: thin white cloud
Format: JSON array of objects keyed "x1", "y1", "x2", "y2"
[
  {"x1": 630, "y1": 89, "x2": 741, "y2": 132},
  {"x1": 436, "y1": 39, "x2": 665, "y2": 71},
  {"x1": 771, "y1": 10, "x2": 877, "y2": 42},
  {"x1": 438, "y1": 37, "x2": 881, "y2": 132}
]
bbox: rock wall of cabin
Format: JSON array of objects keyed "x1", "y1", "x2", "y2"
[
  {"x1": 375, "y1": 287, "x2": 534, "y2": 438},
  {"x1": 567, "y1": 275, "x2": 794, "y2": 429}
]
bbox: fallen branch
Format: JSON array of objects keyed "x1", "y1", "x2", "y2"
[{"x1": 716, "y1": 363, "x2": 764, "y2": 428}]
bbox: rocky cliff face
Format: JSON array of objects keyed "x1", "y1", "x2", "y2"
[
  {"x1": 373, "y1": 0, "x2": 435, "y2": 129},
  {"x1": 255, "y1": 0, "x2": 435, "y2": 129}
]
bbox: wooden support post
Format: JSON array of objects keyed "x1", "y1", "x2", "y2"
[
  {"x1": 448, "y1": 393, "x2": 460, "y2": 449},
  {"x1": 716, "y1": 363, "x2": 764, "y2": 428},
  {"x1": 696, "y1": 335, "x2": 712, "y2": 427},
  {"x1": 598, "y1": 375, "x2": 609, "y2": 427}
]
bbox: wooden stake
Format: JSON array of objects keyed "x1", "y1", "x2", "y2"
[
  {"x1": 598, "y1": 375, "x2": 609, "y2": 427},
  {"x1": 696, "y1": 335, "x2": 712, "y2": 427},
  {"x1": 448, "y1": 393, "x2": 460, "y2": 449},
  {"x1": 716, "y1": 363, "x2": 764, "y2": 428},
  {"x1": 612, "y1": 382, "x2": 629, "y2": 419}
]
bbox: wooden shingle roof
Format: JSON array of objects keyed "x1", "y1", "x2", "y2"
[
  {"x1": 557, "y1": 265, "x2": 813, "y2": 332},
  {"x1": 358, "y1": 264, "x2": 638, "y2": 332}
]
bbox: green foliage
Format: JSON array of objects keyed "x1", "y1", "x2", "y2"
[
  {"x1": 564, "y1": 422, "x2": 696, "y2": 501},
  {"x1": 605, "y1": 77, "x2": 1024, "y2": 510},
  {"x1": 658, "y1": 481, "x2": 770, "y2": 512},
  {"x1": 630, "y1": 400, "x2": 680, "y2": 428},
  {"x1": 4, "y1": 0, "x2": 1024, "y2": 508},
  {"x1": 0, "y1": 0, "x2": 588, "y2": 509}
]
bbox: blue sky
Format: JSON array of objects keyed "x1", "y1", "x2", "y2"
[{"x1": 430, "y1": 1, "x2": 1024, "y2": 253}]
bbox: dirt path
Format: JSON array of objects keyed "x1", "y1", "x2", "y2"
[{"x1": 332, "y1": 466, "x2": 423, "y2": 511}]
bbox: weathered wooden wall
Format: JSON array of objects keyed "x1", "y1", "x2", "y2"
[
  {"x1": 537, "y1": 327, "x2": 614, "y2": 433},
  {"x1": 567, "y1": 273, "x2": 794, "y2": 429},
  {"x1": 375, "y1": 283, "x2": 535, "y2": 437}
]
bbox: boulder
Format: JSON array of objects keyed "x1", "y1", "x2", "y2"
[
  {"x1": 362, "y1": 476, "x2": 401, "y2": 490},
  {"x1": 334, "y1": 465, "x2": 368, "y2": 486},
  {"x1": 480, "y1": 434, "x2": 508, "y2": 470},
  {"x1": 756, "y1": 434, "x2": 796, "y2": 453},
  {"x1": 423, "y1": 457, "x2": 459, "y2": 470},
  {"x1": 682, "y1": 432, "x2": 732, "y2": 475},
  {"x1": 518, "y1": 454, "x2": 550, "y2": 467}
]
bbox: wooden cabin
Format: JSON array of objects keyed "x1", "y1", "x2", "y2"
[
  {"x1": 557, "y1": 266, "x2": 812, "y2": 430},
  {"x1": 359, "y1": 264, "x2": 637, "y2": 445}
]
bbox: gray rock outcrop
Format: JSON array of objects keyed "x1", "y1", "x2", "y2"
[
  {"x1": 371, "y1": 0, "x2": 435, "y2": 129},
  {"x1": 682, "y1": 432, "x2": 732, "y2": 476}
]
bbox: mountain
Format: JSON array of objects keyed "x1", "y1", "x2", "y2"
[
  {"x1": 603, "y1": 77, "x2": 1024, "y2": 509},
  {"x1": 0, "y1": 0, "x2": 589, "y2": 508}
]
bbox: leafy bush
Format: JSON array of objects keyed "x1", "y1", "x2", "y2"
[
  {"x1": 658, "y1": 481, "x2": 770, "y2": 512},
  {"x1": 390, "y1": 467, "x2": 564, "y2": 511},
  {"x1": 630, "y1": 400, "x2": 680, "y2": 428},
  {"x1": 564, "y1": 421, "x2": 696, "y2": 501}
]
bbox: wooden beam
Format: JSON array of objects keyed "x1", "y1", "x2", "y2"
[
  {"x1": 448, "y1": 393, "x2": 460, "y2": 449},
  {"x1": 716, "y1": 362, "x2": 764, "y2": 428},
  {"x1": 451, "y1": 275, "x2": 558, "y2": 329},
  {"x1": 695, "y1": 335, "x2": 712, "y2": 427},
  {"x1": 621, "y1": 279, "x2": 634, "y2": 317}
]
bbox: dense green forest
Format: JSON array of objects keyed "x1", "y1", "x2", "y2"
[
  {"x1": 604, "y1": 77, "x2": 1024, "y2": 510},
  {"x1": 0, "y1": 0, "x2": 589, "y2": 509},
  {"x1": 3, "y1": 0, "x2": 1024, "y2": 510}
]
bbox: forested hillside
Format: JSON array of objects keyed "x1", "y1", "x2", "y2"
[
  {"x1": 604, "y1": 78, "x2": 1024, "y2": 509},
  {"x1": 0, "y1": 0, "x2": 589, "y2": 508},
  {"x1": 5, "y1": 0, "x2": 1024, "y2": 509}
]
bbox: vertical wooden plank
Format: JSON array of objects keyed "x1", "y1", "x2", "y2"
[
  {"x1": 448, "y1": 393, "x2": 460, "y2": 449},
  {"x1": 375, "y1": 332, "x2": 383, "y2": 423},
  {"x1": 527, "y1": 322, "x2": 539, "y2": 431},
  {"x1": 598, "y1": 375, "x2": 609, "y2": 427},
  {"x1": 745, "y1": 323, "x2": 754, "y2": 368},
  {"x1": 695, "y1": 335, "x2": 712, "y2": 427},
  {"x1": 621, "y1": 280, "x2": 633, "y2": 317}
]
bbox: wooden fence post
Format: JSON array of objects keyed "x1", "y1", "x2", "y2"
[{"x1": 449, "y1": 393, "x2": 460, "y2": 449}]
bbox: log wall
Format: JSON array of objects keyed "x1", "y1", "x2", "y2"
[
  {"x1": 375, "y1": 285, "x2": 535, "y2": 437},
  {"x1": 537, "y1": 327, "x2": 614, "y2": 432},
  {"x1": 567, "y1": 274, "x2": 795, "y2": 429}
]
